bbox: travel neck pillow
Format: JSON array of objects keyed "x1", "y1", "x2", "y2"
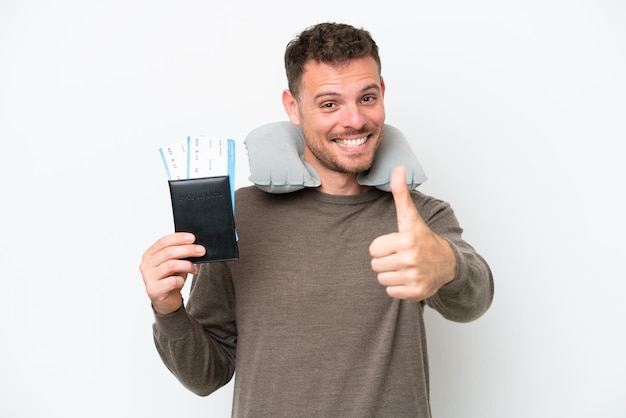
[{"x1": 244, "y1": 121, "x2": 427, "y2": 194}]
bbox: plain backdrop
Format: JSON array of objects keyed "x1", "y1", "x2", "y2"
[{"x1": 1, "y1": 1, "x2": 625, "y2": 417}]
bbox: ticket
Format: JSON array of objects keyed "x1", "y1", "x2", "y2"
[
  {"x1": 159, "y1": 136, "x2": 236, "y2": 207},
  {"x1": 188, "y1": 136, "x2": 229, "y2": 179},
  {"x1": 159, "y1": 140, "x2": 188, "y2": 180}
]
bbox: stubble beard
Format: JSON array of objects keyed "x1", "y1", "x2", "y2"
[{"x1": 302, "y1": 125, "x2": 383, "y2": 175}]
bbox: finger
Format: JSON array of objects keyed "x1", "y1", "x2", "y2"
[
  {"x1": 140, "y1": 234, "x2": 205, "y2": 273},
  {"x1": 373, "y1": 267, "x2": 405, "y2": 285},
  {"x1": 145, "y1": 233, "x2": 196, "y2": 258},
  {"x1": 142, "y1": 232, "x2": 196, "y2": 260},
  {"x1": 390, "y1": 165, "x2": 426, "y2": 233},
  {"x1": 155, "y1": 257, "x2": 200, "y2": 279},
  {"x1": 369, "y1": 233, "x2": 398, "y2": 258},
  {"x1": 145, "y1": 268, "x2": 187, "y2": 297}
]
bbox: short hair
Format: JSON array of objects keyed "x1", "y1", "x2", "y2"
[{"x1": 284, "y1": 22, "x2": 381, "y2": 100}]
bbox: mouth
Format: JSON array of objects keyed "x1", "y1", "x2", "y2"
[{"x1": 332, "y1": 135, "x2": 369, "y2": 148}]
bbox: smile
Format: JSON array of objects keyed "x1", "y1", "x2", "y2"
[{"x1": 333, "y1": 136, "x2": 368, "y2": 148}]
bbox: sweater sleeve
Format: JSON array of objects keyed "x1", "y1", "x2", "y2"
[
  {"x1": 152, "y1": 261, "x2": 237, "y2": 396},
  {"x1": 419, "y1": 194, "x2": 495, "y2": 322}
]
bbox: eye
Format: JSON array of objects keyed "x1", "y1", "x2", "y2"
[
  {"x1": 361, "y1": 95, "x2": 377, "y2": 104},
  {"x1": 321, "y1": 102, "x2": 337, "y2": 110}
]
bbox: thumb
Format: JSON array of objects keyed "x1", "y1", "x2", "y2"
[{"x1": 391, "y1": 165, "x2": 422, "y2": 232}]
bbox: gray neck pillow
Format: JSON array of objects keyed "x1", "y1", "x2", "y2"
[{"x1": 244, "y1": 121, "x2": 427, "y2": 194}]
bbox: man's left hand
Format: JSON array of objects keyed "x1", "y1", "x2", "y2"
[{"x1": 369, "y1": 165, "x2": 457, "y2": 300}]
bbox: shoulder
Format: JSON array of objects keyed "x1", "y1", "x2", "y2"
[
  {"x1": 235, "y1": 185, "x2": 263, "y2": 199},
  {"x1": 410, "y1": 189, "x2": 457, "y2": 223}
]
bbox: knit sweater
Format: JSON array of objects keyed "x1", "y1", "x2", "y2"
[{"x1": 153, "y1": 185, "x2": 494, "y2": 417}]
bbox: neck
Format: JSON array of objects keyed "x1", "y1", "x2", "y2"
[{"x1": 315, "y1": 170, "x2": 370, "y2": 195}]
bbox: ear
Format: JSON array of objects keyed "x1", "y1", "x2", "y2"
[{"x1": 282, "y1": 89, "x2": 301, "y2": 126}]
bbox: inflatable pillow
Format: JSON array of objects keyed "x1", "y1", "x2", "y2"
[{"x1": 245, "y1": 121, "x2": 427, "y2": 194}]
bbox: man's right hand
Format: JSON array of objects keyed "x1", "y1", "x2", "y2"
[{"x1": 139, "y1": 232, "x2": 206, "y2": 315}]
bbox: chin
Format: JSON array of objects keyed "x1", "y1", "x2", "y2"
[{"x1": 342, "y1": 157, "x2": 375, "y2": 175}]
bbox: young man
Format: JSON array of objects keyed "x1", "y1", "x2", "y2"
[{"x1": 140, "y1": 22, "x2": 494, "y2": 417}]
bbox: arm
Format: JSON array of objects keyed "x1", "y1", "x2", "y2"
[
  {"x1": 370, "y1": 166, "x2": 494, "y2": 322},
  {"x1": 140, "y1": 234, "x2": 236, "y2": 395},
  {"x1": 152, "y1": 262, "x2": 237, "y2": 395},
  {"x1": 421, "y1": 203, "x2": 494, "y2": 322}
]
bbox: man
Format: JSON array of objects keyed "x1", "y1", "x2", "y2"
[{"x1": 140, "y1": 22, "x2": 493, "y2": 417}]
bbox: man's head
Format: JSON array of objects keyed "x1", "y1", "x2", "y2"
[{"x1": 282, "y1": 22, "x2": 386, "y2": 193}]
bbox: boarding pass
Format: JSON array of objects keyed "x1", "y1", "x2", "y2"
[
  {"x1": 159, "y1": 136, "x2": 236, "y2": 211},
  {"x1": 159, "y1": 136, "x2": 236, "y2": 181}
]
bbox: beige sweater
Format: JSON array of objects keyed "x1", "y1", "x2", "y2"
[{"x1": 153, "y1": 186, "x2": 494, "y2": 417}]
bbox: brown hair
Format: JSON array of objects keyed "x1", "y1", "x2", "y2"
[{"x1": 284, "y1": 22, "x2": 381, "y2": 100}]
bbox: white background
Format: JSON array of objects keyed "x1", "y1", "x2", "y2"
[{"x1": 1, "y1": 1, "x2": 625, "y2": 417}]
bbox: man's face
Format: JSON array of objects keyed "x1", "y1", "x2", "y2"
[{"x1": 283, "y1": 56, "x2": 386, "y2": 177}]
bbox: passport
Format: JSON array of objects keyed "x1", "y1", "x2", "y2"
[{"x1": 168, "y1": 175, "x2": 238, "y2": 263}]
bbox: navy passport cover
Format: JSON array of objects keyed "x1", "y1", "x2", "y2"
[{"x1": 168, "y1": 176, "x2": 238, "y2": 263}]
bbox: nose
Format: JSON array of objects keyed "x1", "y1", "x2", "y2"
[{"x1": 339, "y1": 103, "x2": 367, "y2": 131}]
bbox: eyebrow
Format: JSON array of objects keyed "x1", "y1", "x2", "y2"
[{"x1": 313, "y1": 83, "x2": 381, "y2": 101}]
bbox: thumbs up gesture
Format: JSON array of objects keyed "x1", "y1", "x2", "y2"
[{"x1": 369, "y1": 166, "x2": 457, "y2": 300}]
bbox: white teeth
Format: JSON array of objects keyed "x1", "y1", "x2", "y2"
[{"x1": 334, "y1": 136, "x2": 367, "y2": 147}]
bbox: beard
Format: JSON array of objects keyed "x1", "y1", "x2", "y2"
[{"x1": 301, "y1": 125, "x2": 384, "y2": 175}]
